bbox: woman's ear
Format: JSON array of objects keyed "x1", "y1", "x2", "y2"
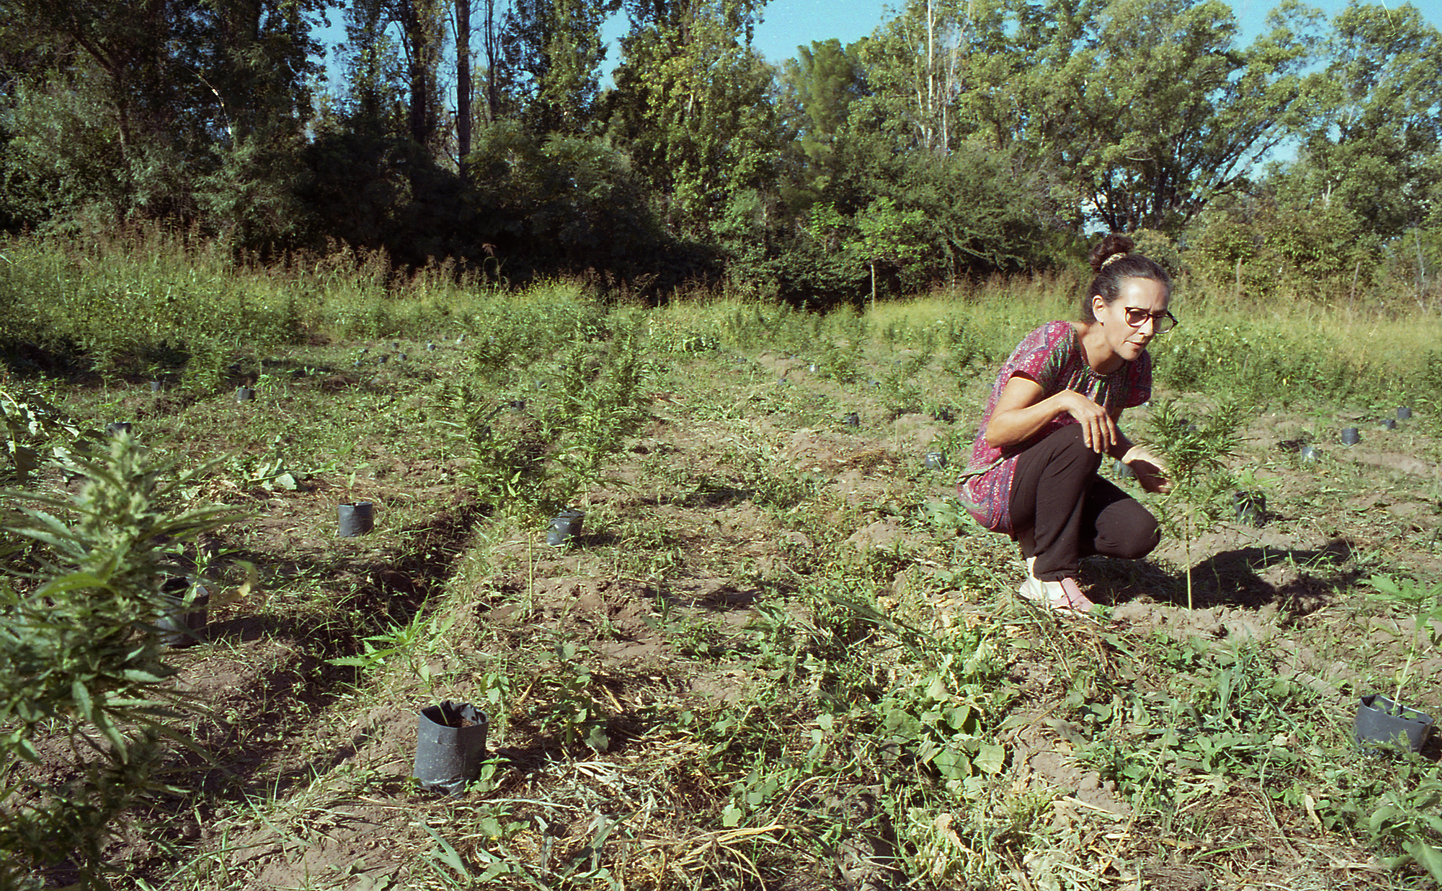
[{"x1": 1091, "y1": 295, "x2": 1107, "y2": 320}]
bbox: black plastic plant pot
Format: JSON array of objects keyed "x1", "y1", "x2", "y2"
[
  {"x1": 1341, "y1": 427, "x2": 1360, "y2": 445},
  {"x1": 547, "y1": 509, "x2": 585, "y2": 547},
  {"x1": 235, "y1": 386, "x2": 255, "y2": 403},
  {"x1": 1398, "y1": 406, "x2": 1412, "y2": 421},
  {"x1": 106, "y1": 422, "x2": 132, "y2": 436},
  {"x1": 150, "y1": 380, "x2": 164, "y2": 394},
  {"x1": 157, "y1": 576, "x2": 209, "y2": 648},
  {"x1": 843, "y1": 412, "x2": 860, "y2": 427},
  {"x1": 1299, "y1": 444, "x2": 1320, "y2": 464},
  {"x1": 1113, "y1": 459, "x2": 1134, "y2": 480},
  {"x1": 338, "y1": 502, "x2": 375, "y2": 537},
  {"x1": 1232, "y1": 491, "x2": 1266, "y2": 527},
  {"x1": 925, "y1": 451, "x2": 947, "y2": 470},
  {"x1": 1381, "y1": 418, "x2": 1397, "y2": 430},
  {"x1": 427, "y1": 342, "x2": 437, "y2": 351},
  {"x1": 1354, "y1": 694, "x2": 1433, "y2": 753},
  {"x1": 413, "y1": 702, "x2": 489, "y2": 795}
]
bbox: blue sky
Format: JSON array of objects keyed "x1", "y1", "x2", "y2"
[{"x1": 316, "y1": 1, "x2": 1442, "y2": 91}]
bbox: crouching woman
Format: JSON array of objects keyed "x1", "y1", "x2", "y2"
[{"x1": 959, "y1": 234, "x2": 1173, "y2": 614}]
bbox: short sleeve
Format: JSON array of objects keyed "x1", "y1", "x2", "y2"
[{"x1": 1006, "y1": 322, "x2": 1071, "y2": 391}]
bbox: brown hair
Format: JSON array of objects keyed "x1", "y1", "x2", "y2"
[{"x1": 1082, "y1": 233, "x2": 1172, "y2": 321}]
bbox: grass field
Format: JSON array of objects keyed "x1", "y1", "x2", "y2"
[{"x1": 3, "y1": 257, "x2": 1442, "y2": 890}]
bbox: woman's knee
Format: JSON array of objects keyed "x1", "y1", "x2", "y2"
[{"x1": 1097, "y1": 503, "x2": 1160, "y2": 559}]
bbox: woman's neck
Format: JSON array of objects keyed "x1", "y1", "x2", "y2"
[{"x1": 1074, "y1": 320, "x2": 1123, "y2": 375}]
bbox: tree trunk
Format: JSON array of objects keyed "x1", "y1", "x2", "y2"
[
  {"x1": 457, "y1": 0, "x2": 472, "y2": 181},
  {"x1": 400, "y1": 0, "x2": 439, "y2": 149},
  {"x1": 484, "y1": 0, "x2": 501, "y2": 122}
]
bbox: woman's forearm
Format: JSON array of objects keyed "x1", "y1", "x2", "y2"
[{"x1": 985, "y1": 392, "x2": 1075, "y2": 449}]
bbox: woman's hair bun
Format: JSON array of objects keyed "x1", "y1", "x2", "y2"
[{"x1": 1088, "y1": 233, "x2": 1136, "y2": 273}]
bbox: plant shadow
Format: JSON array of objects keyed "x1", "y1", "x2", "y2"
[{"x1": 1096, "y1": 538, "x2": 1359, "y2": 611}]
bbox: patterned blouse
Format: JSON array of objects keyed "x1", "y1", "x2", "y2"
[{"x1": 960, "y1": 321, "x2": 1151, "y2": 534}]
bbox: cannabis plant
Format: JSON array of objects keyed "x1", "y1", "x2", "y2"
[
  {"x1": 1146, "y1": 398, "x2": 1244, "y2": 610},
  {"x1": 0, "y1": 433, "x2": 243, "y2": 889}
]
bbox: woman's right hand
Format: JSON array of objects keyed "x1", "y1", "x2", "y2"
[{"x1": 1060, "y1": 390, "x2": 1118, "y2": 454}]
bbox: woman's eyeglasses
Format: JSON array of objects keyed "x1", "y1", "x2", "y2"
[{"x1": 1122, "y1": 307, "x2": 1178, "y2": 334}]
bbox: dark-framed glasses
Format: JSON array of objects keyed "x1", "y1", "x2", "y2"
[{"x1": 1123, "y1": 307, "x2": 1178, "y2": 334}]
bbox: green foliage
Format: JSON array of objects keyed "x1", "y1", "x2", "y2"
[
  {"x1": 1364, "y1": 575, "x2": 1442, "y2": 704},
  {"x1": 0, "y1": 386, "x2": 84, "y2": 486},
  {"x1": 1147, "y1": 397, "x2": 1244, "y2": 608},
  {"x1": 0, "y1": 435, "x2": 242, "y2": 889},
  {"x1": 1149, "y1": 317, "x2": 1367, "y2": 403},
  {"x1": 444, "y1": 297, "x2": 648, "y2": 520},
  {"x1": 533, "y1": 640, "x2": 611, "y2": 752},
  {"x1": 1080, "y1": 642, "x2": 1317, "y2": 812}
]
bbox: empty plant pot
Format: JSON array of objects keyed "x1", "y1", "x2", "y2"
[
  {"x1": 1299, "y1": 444, "x2": 1319, "y2": 464},
  {"x1": 338, "y1": 502, "x2": 375, "y2": 537},
  {"x1": 235, "y1": 387, "x2": 255, "y2": 403},
  {"x1": 1340, "y1": 427, "x2": 1360, "y2": 445},
  {"x1": 157, "y1": 576, "x2": 209, "y2": 648},
  {"x1": 1354, "y1": 694, "x2": 1433, "y2": 753},
  {"x1": 843, "y1": 412, "x2": 860, "y2": 427},
  {"x1": 1381, "y1": 418, "x2": 1397, "y2": 430},
  {"x1": 925, "y1": 451, "x2": 947, "y2": 470},
  {"x1": 149, "y1": 380, "x2": 164, "y2": 393},
  {"x1": 1232, "y1": 491, "x2": 1266, "y2": 527},
  {"x1": 106, "y1": 422, "x2": 132, "y2": 436},
  {"x1": 1397, "y1": 406, "x2": 1412, "y2": 421},
  {"x1": 547, "y1": 509, "x2": 585, "y2": 547},
  {"x1": 413, "y1": 702, "x2": 489, "y2": 795}
]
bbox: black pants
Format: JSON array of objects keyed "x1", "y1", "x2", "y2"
[{"x1": 1008, "y1": 424, "x2": 1160, "y2": 582}]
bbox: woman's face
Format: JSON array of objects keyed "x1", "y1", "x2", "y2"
[{"x1": 1094, "y1": 277, "x2": 1171, "y2": 363}]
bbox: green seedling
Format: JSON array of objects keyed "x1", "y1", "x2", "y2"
[{"x1": 1363, "y1": 575, "x2": 1442, "y2": 707}]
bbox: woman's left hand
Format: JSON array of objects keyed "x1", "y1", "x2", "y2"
[{"x1": 1122, "y1": 446, "x2": 1172, "y2": 494}]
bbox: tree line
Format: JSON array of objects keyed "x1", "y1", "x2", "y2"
[{"x1": 1, "y1": 0, "x2": 1438, "y2": 306}]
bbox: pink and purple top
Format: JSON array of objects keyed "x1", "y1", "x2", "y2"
[{"x1": 960, "y1": 321, "x2": 1151, "y2": 534}]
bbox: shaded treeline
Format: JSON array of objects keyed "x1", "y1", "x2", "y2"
[{"x1": 0, "y1": 0, "x2": 1439, "y2": 306}]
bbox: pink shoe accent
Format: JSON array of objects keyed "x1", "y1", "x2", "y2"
[
  {"x1": 1055, "y1": 578, "x2": 1095, "y2": 613},
  {"x1": 1018, "y1": 575, "x2": 1095, "y2": 615}
]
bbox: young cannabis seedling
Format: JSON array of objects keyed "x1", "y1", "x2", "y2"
[{"x1": 1146, "y1": 398, "x2": 1244, "y2": 610}]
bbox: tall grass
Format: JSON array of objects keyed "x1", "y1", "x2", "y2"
[{"x1": 3, "y1": 232, "x2": 1439, "y2": 408}]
